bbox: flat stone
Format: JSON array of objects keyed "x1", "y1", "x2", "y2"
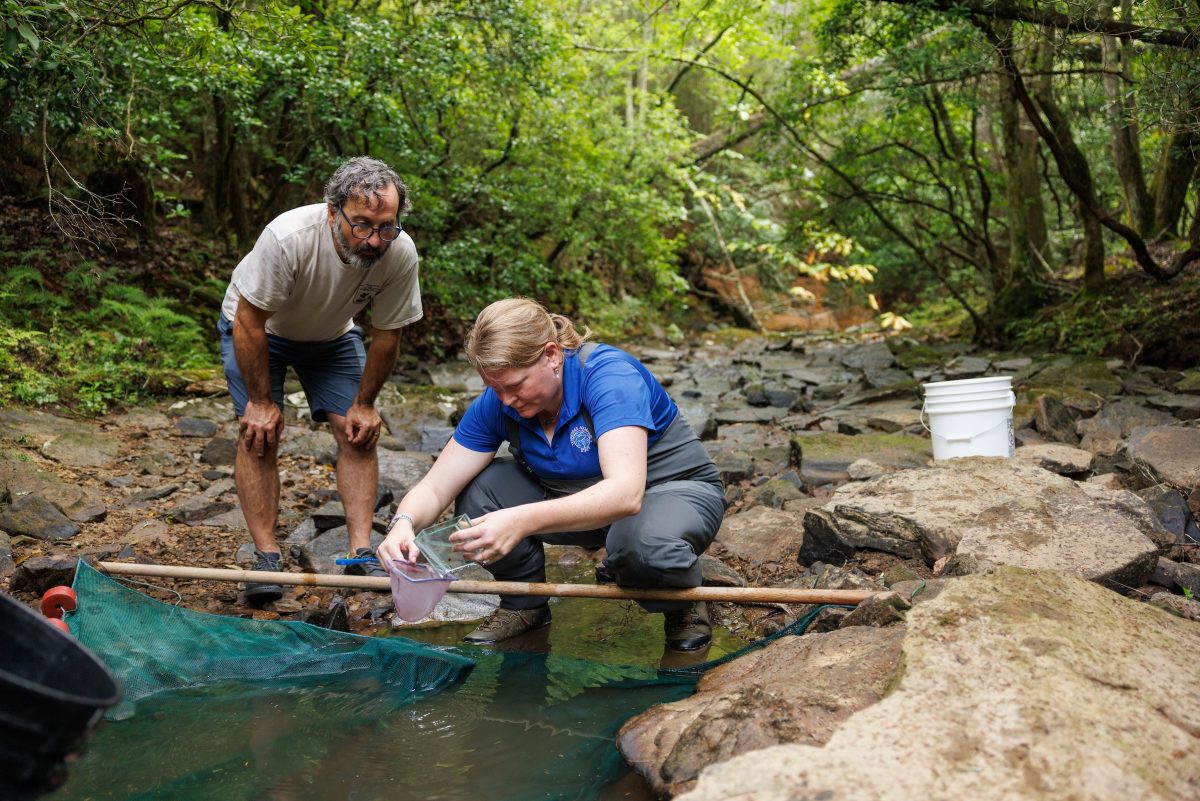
[
  {"x1": 278, "y1": 429, "x2": 339, "y2": 464},
  {"x1": 951, "y1": 488, "x2": 1159, "y2": 592},
  {"x1": 1126, "y1": 425, "x2": 1200, "y2": 491},
  {"x1": 167, "y1": 495, "x2": 235, "y2": 526},
  {"x1": 993, "y1": 357, "x2": 1032, "y2": 372},
  {"x1": 39, "y1": 428, "x2": 123, "y2": 468},
  {"x1": 376, "y1": 450, "x2": 434, "y2": 494},
  {"x1": 841, "y1": 342, "x2": 896, "y2": 370},
  {"x1": 865, "y1": 408, "x2": 922, "y2": 433},
  {"x1": 751, "y1": 477, "x2": 806, "y2": 509},
  {"x1": 800, "y1": 458, "x2": 1162, "y2": 570},
  {"x1": 0, "y1": 495, "x2": 80, "y2": 540},
  {"x1": 620, "y1": 626, "x2": 904, "y2": 798},
  {"x1": 680, "y1": 568, "x2": 1200, "y2": 801},
  {"x1": 1175, "y1": 370, "x2": 1200, "y2": 394},
  {"x1": 710, "y1": 450, "x2": 756, "y2": 485},
  {"x1": 1145, "y1": 393, "x2": 1200, "y2": 420},
  {"x1": 790, "y1": 432, "x2": 930, "y2": 488},
  {"x1": 200, "y1": 437, "x2": 237, "y2": 466},
  {"x1": 175, "y1": 417, "x2": 218, "y2": 437},
  {"x1": 942, "y1": 356, "x2": 990, "y2": 378},
  {"x1": 122, "y1": 519, "x2": 173, "y2": 545},
  {"x1": 716, "y1": 506, "x2": 805, "y2": 562},
  {"x1": 1015, "y1": 443, "x2": 1094, "y2": 475},
  {"x1": 6, "y1": 474, "x2": 106, "y2": 523},
  {"x1": 1027, "y1": 356, "x2": 1124, "y2": 398}
]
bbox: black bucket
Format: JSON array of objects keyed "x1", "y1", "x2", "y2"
[{"x1": 0, "y1": 592, "x2": 122, "y2": 800}]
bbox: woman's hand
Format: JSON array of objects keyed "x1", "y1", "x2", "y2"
[
  {"x1": 377, "y1": 516, "x2": 420, "y2": 569},
  {"x1": 450, "y1": 508, "x2": 529, "y2": 565}
]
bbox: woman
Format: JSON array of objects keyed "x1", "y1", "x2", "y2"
[{"x1": 376, "y1": 298, "x2": 725, "y2": 651}]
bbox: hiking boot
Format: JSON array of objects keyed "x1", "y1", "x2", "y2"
[
  {"x1": 343, "y1": 547, "x2": 389, "y2": 579},
  {"x1": 463, "y1": 606, "x2": 552, "y2": 645},
  {"x1": 245, "y1": 549, "x2": 284, "y2": 604},
  {"x1": 664, "y1": 602, "x2": 711, "y2": 651}
]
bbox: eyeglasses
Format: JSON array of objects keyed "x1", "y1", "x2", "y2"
[{"x1": 339, "y1": 206, "x2": 402, "y2": 241}]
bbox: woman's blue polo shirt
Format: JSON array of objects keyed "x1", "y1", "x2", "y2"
[{"x1": 453, "y1": 344, "x2": 678, "y2": 481}]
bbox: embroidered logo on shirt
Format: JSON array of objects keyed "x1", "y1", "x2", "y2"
[
  {"x1": 570, "y1": 425, "x2": 593, "y2": 453},
  {"x1": 354, "y1": 284, "x2": 382, "y2": 305}
]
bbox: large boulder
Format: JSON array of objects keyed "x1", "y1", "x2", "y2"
[
  {"x1": 680, "y1": 568, "x2": 1200, "y2": 801},
  {"x1": 801, "y1": 459, "x2": 1162, "y2": 592},
  {"x1": 618, "y1": 626, "x2": 904, "y2": 797},
  {"x1": 716, "y1": 507, "x2": 805, "y2": 563}
]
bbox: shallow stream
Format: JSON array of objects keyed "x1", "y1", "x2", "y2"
[{"x1": 53, "y1": 564, "x2": 746, "y2": 801}]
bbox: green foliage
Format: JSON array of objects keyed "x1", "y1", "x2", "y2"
[{"x1": 0, "y1": 252, "x2": 212, "y2": 412}]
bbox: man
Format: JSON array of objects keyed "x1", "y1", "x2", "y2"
[{"x1": 218, "y1": 156, "x2": 421, "y2": 602}]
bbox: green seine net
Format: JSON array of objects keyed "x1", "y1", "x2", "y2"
[{"x1": 59, "y1": 561, "x2": 838, "y2": 800}]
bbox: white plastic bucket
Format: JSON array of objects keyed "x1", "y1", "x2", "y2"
[
  {"x1": 924, "y1": 389, "x2": 1015, "y2": 407},
  {"x1": 921, "y1": 388, "x2": 1015, "y2": 461},
  {"x1": 922, "y1": 376, "x2": 1012, "y2": 398}
]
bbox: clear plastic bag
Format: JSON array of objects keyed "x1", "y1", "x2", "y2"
[{"x1": 388, "y1": 560, "x2": 457, "y2": 621}]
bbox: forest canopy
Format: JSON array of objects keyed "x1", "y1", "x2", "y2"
[{"x1": 1, "y1": 0, "x2": 1198, "y2": 409}]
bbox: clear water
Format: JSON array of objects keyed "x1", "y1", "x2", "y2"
[{"x1": 53, "y1": 564, "x2": 745, "y2": 801}]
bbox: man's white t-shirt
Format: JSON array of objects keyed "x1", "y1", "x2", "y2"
[{"x1": 220, "y1": 203, "x2": 422, "y2": 342}]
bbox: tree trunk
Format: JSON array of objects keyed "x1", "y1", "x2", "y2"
[
  {"x1": 993, "y1": 27, "x2": 1049, "y2": 312},
  {"x1": 1032, "y1": 77, "x2": 1106, "y2": 291},
  {"x1": 1150, "y1": 128, "x2": 1200, "y2": 239},
  {"x1": 1099, "y1": 0, "x2": 1153, "y2": 234}
]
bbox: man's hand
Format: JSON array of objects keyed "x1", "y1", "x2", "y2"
[
  {"x1": 343, "y1": 401, "x2": 382, "y2": 449},
  {"x1": 241, "y1": 400, "x2": 284, "y2": 457}
]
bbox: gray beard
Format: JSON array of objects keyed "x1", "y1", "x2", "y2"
[{"x1": 332, "y1": 223, "x2": 383, "y2": 270}]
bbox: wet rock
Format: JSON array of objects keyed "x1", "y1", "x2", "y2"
[
  {"x1": 619, "y1": 626, "x2": 904, "y2": 798},
  {"x1": 0, "y1": 495, "x2": 80, "y2": 540},
  {"x1": 1136, "y1": 486, "x2": 1200, "y2": 547},
  {"x1": 175, "y1": 417, "x2": 218, "y2": 437},
  {"x1": 9, "y1": 554, "x2": 81, "y2": 594},
  {"x1": 1033, "y1": 394, "x2": 1079, "y2": 444},
  {"x1": 1145, "y1": 393, "x2": 1200, "y2": 420},
  {"x1": 201, "y1": 437, "x2": 237, "y2": 466},
  {"x1": 1015, "y1": 443, "x2": 1094, "y2": 475},
  {"x1": 716, "y1": 506, "x2": 804, "y2": 563},
  {"x1": 680, "y1": 568, "x2": 1200, "y2": 801},
  {"x1": 294, "y1": 596, "x2": 351, "y2": 631},
  {"x1": 1126, "y1": 425, "x2": 1200, "y2": 491}
]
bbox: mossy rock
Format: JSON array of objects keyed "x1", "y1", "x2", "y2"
[
  {"x1": 1025, "y1": 356, "x2": 1122, "y2": 398},
  {"x1": 1175, "y1": 370, "x2": 1200, "y2": 395},
  {"x1": 888, "y1": 340, "x2": 964, "y2": 370},
  {"x1": 789, "y1": 432, "x2": 931, "y2": 468}
]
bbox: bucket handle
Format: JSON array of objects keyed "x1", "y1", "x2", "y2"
[{"x1": 920, "y1": 403, "x2": 1012, "y2": 443}]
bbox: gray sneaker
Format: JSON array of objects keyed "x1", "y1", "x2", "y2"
[
  {"x1": 463, "y1": 606, "x2": 552, "y2": 645},
  {"x1": 245, "y1": 549, "x2": 283, "y2": 604},
  {"x1": 664, "y1": 602, "x2": 711, "y2": 651}
]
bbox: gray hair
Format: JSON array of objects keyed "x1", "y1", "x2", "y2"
[{"x1": 323, "y1": 156, "x2": 411, "y2": 214}]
